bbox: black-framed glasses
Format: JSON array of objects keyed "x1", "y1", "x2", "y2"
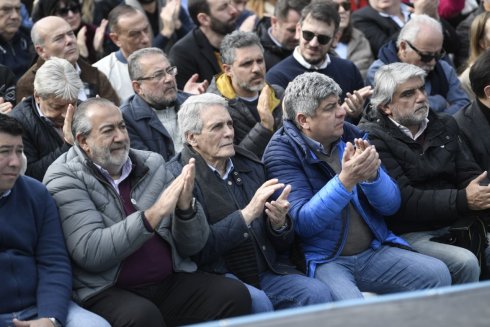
[
  {"x1": 55, "y1": 4, "x2": 81, "y2": 17},
  {"x1": 136, "y1": 66, "x2": 178, "y2": 82},
  {"x1": 405, "y1": 40, "x2": 446, "y2": 63},
  {"x1": 0, "y1": 5, "x2": 21, "y2": 16},
  {"x1": 302, "y1": 30, "x2": 333, "y2": 45},
  {"x1": 338, "y1": 1, "x2": 351, "y2": 11}
]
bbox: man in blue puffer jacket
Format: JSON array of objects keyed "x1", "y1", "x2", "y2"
[{"x1": 263, "y1": 72, "x2": 451, "y2": 301}]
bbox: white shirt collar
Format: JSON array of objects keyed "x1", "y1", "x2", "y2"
[
  {"x1": 267, "y1": 27, "x2": 283, "y2": 48},
  {"x1": 389, "y1": 116, "x2": 429, "y2": 140},
  {"x1": 377, "y1": 3, "x2": 411, "y2": 28},
  {"x1": 293, "y1": 46, "x2": 331, "y2": 70},
  {"x1": 93, "y1": 157, "x2": 133, "y2": 194}
]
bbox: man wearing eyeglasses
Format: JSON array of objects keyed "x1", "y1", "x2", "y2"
[
  {"x1": 266, "y1": 1, "x2": 371, "y2": 122},
  {"x1": 0, "y1": 0, "x2": 34, "y2": 80},
  {"x1": 366, "y1": 14, "x2": 469, "y2": 115},
  {"x1": 359, "y1": 62, "x2": 488, "y2": 284},
  {"x1": 121, "y1": 47, "x2": 188, "y2": 161}
]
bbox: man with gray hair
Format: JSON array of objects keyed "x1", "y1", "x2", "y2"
[
  {"x1": 9, "y1": 57, "x2": 82, "y2": 181},
  {"x1": 366, "y1": 14, "x2": 469, "y2": 115},
  {"x1": 121, "y1": 47, "x2": 191, "y2": 161},
  {"x1": 208, "y1": 30, "x2": 283, "y2": 157},
  {"x1": 167, "y1": 93, "x2": 333, "y2": 312},
  {"x1": 359, "y1": 62, "x2": 490, "y2": 284},
  {"x1": 263, "y1": 71, "x2": 451, "y2": 300},
  {"x1": 43, "y1": 97, "x2": 251, "y2": 327}
]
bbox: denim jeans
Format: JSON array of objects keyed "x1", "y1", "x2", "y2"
[
  {"x1": 0, "y1": 301, "x2": 110, "y2": 327},
  {"x1": 227, "y1": 270, "x2": 333, "y2": 312},
  {"x1": 402, "y1": 227, "x2": 481, "y2": 284},
  {"x1": 314, "y1": 245, "x2": 451, "y2": 301}
]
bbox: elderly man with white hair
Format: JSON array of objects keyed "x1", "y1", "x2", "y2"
[{"x1": 9, "y1": 56, "x2": 82, "y2": 181}]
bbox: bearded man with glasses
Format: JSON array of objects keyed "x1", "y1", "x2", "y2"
[
  {"x1": 121, "y1": 47, "x2": 190, "y2": 161},
  {"x1": 367, "y1": 14, "x2": 469, "y2": 115},
  {"x1": 266, "y1": 1, "x2": 372, "y2": 123}
]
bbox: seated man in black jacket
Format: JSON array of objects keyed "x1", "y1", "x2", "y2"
[
  {"x1": 9, "y1": 57, "x2": 82, "y2": 181},
  {"x1": 168, "y1": 93, "x2": 333, "y2": 312},
  {"x1": 359, "y1": 62, "x2": 490, "y2": 284}
]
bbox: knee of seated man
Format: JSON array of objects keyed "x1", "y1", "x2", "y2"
[{"x1": 205, "y1": 276, "x2": 252, "y2": 317}]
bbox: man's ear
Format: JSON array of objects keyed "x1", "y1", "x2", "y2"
[
  {"x1": 77, "y1": 133, "x2": 90, "y2": 153},
  {"x1": 380, "y1": 103, "x2": 392, "y2": 116},
  {"x1": 296, "y1": 113, "x2": 309, "y2": 130},
  {"x1": 271, "y1": 16, "x2": 278, "y2": 28},
  {"x1": 197, "y1": 12, "x2": 210, "y2": 27},
  {"x1": 186, "y1": 132, "x2": 198, "y2": 147},
  {"x1": 35, "y1": 45, "x2": 48, "y2": 60},
  {"x1": 483, "y1": 85, "x2": 490, "y2": 99},
  {"x1": 132, "y1": 80, "x2": 142, "y2": 94},
  {"x1": 295, "y1": 22, "x2": 301, "y2": 39},
  {"x1": 109, "y1": 32, "x2": 121, "y2": 47},
  {"x1": 223, "y1": 63, "x2": 232, "y2": 77}
]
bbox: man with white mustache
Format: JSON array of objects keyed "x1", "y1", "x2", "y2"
[
  {"x1": 359, "y1": 62, "x2": 490, "y2": 285},
  {"x1": 207, "y1": 30, "x2": 283, "y2": 158}
]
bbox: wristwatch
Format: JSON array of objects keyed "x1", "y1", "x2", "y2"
[{"x1": 48, "y1": 317, "x2": 62, "y2": 327}]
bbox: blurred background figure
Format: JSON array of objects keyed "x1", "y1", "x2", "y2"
[
  {"x1": 459, "y1": 11, "x2": 490, "y2": 99},
  {"x1": 331, "y1": 0, "x2": 373, "y2": 79},
  {"x1": 32, "y1": 0, "x2": 114, "y2": 63}
]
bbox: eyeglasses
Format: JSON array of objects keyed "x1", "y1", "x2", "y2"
[
  {"x1": 55, "y1": 4, "x2": 81, "y2": 17},
  {"x1": 302, "y1": 30, "x2": 333, "y2": 45},
  {"x1": 405, "y1": 40, "x2": 446, "y2": 63},
  {"x1": 0, "y1": 5, "x2": 21, "y2": 16},
  {"x1": 136, "y1": 66, "x2": 178, "y2": 82},
  {"x1": 337, "y1": 1, "x2": 351, "y2": 11}
]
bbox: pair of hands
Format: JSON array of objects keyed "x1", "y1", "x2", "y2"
[
  {"x1": 145, "y1": 158, "x2": 196, "y2": 229},
  {"x1": 341, "y1": 86, "x2": 373, "y2": 119},
  {"x1": 77, "y1": 19, "x2": 109, "y2": 59},
  {"x1": 241, "y1": 179, "x2": 291, "y2": 229},
  {"x1": 338, "y1": 138, "x2": 380, "y2": 192}
]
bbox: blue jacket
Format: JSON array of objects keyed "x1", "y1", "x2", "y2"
[
  {"x1": 0, "y1": 27, "x2": 33, "y2": 80},
  {"x1": 0, "y1": 176, "x2": 71, "y2": 323},
  {"x1": 120, "y1": 92, "x2": 190, "y2": 161},
  {"x1": 263, "y1": 120, "x2": 410, "y2": 276},
  {"x1": 367, "y1": 40, "x2": 470, "y2": 115}
]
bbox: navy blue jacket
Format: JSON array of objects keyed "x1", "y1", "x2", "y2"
[
  {"x1": 0, "y1": 176, "x2": 71, "y2": 323},
  {"x1": 120, "y1": 92, "x2": 190, "y2": 161},
  {"x1": 263, "y1": 120, "x2": 409, "y2": 276},
  {"x1": 0, "y1": 27, "x2": 34, "y2": 80},
  {"x1": 265, "y1": 55, "x2": 364, "y2": 102}
]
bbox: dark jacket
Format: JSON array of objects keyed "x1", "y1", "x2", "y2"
[
  {"x1": 358, "y1": 108, "x2": 482, "y2": 234},
  {"x1": 454, "y1": 100, "x2": 490, "y2": 173},
  {"x1": 263, "y1": 120, "x2": 407, "y2": 276},
  {"x1": 0, "y1": 27, "x2": 34, "y2": 80},
  {"x1": 207, "y1": 74, "x2": 283, "y2": 158},
  {"x1": 0, "y1": 176, "x2": 72, "y2": 324},
  {"x1": 16, "y1": 57, "x2": 119, "y2": 105},
  {"x1": 0, "y1": 64, "x2": 16, "y2": 105},
  {"x1": 255, "y1": 17, "x2": 293, "y2": 70},
  {"x1": 168, "y1": 145, "x2": 298, "y2": 286},
  {"x1": 120, "y1": 92, "x2": 190, "y2": 161},
  {"x1": 169, "y1": 28, "x2": 222, "y2": 90},
  {"x1": 9, "y1": 96, "x2": 71, "y2": 181}
]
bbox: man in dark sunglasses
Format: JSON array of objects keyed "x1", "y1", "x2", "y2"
[
  {"x1": 366, "y1": 14, "x2": 469, "y2": 116},
  {"x1": 266, "y1": 1, "x2": 372, "y2": 122}
]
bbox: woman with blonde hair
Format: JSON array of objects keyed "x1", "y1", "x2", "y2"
[{"x1": 459, "y1": 11, "x2": 490, "y2": 99}]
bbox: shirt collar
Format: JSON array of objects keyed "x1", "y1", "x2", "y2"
[
  {"x1": 93, "y1": 157, "x2": 133, "y2": 194},
  {"x1": 293, "y1": 46, "x2": 330, "y2": 70},
  {"x1": 0, "y1": 189, "x2": 11, "y2": 199},
  {"x1": 389, "y1": 116, "x2": 429, "y2": 140},
  {"x1": 207, "y1": 158, "x2": 234, "y2": 180},
  {"x1": 302, "y1": 133, "x2": 338, "y2": 156},
  {"x1": 267, "y1": 27, "x2": 283, "y2": 47},
  {"x1": 377, "y1": 3, "x2": 411, "y2": 28}
]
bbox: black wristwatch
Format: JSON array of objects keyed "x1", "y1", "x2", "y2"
[
  {"x1": 176, "y1": 197, "x2": 197, "y2": 219},
  {"x1": 48, "y1": 317, "x2": 62, "y2": 327}
]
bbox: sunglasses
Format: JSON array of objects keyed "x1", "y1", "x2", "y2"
[
  {"x1": 405, "y1": 40, "x2": 446, "y2": 63},
  {"x1": 338, "y1": 1, "x2": 351, "y2": 11},
  {"x1": 55, "y1": 4, "x2": 81, "y2": 17},
  {"x1": 302, "y1": 30, "x2": 333, "y2": 45}
]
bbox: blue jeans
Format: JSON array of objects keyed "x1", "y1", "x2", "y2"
[
  {"x1": 402, "y1": 227, "x2": 480, "y2": 284},
  {"x1": 227, "y1": 271, "x2": 332, "y2": 312},
  {"x1": 314, "y1": 245, "x2": 451, "y2": 301},
  {"x1": 0, "y1": 301, "x2": 110, "y2": 327}
]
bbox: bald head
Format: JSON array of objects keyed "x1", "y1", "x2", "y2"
[{"x1": 31, "y1": 16, "x2": 79, "y2": 64}]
